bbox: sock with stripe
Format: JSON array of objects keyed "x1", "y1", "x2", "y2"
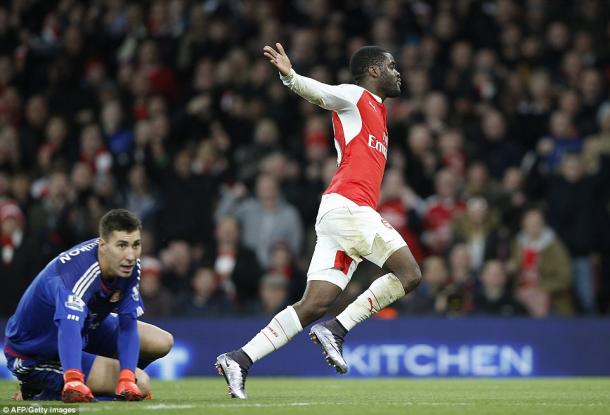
[
  {"x1": 241, "y1": 306, "x2": 303, "y2": 364},
  {"x1": 336, "y1": 273, "x2": 405, "y2": 331}
]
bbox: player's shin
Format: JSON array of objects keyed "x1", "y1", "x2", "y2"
[
  {"x1": 336, "y1": 273, "x2": 405, "y2": 331},
  {"x1": 241, "y1": 305, "x2": 303, "y2": 363}
]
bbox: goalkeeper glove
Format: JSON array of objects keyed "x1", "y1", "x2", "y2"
[
  {"x1": 115, "y1": 368, "x2": 144, "y2": 401},
  {"x1": 62, "y1": 369, "x2": 94, "y2": 403}
]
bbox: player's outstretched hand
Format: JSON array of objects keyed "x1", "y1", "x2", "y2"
[
  {"x1": 62, "y1": 369, "x2": 95, "y2": 403},
  {"x1": 115, "y1": 369, "x2": 145, "y2": 401},
  {"x1": 263, "y1": 43, "x2": 292, "y2": 76}
]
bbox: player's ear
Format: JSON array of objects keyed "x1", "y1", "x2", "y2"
[{"x1": 367, "y1": 65, "x2": 380, "y2": 79}]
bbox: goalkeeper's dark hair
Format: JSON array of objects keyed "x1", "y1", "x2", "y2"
[
  {"x1": 349, "y1": 46, "x2": 389, "y2": 84},
  {"x1": 99, "y1": 209, "x2": 142, "y2": 240}
]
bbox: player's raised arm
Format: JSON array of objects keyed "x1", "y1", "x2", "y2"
[{"x1": 263, "y1": 42, "x2": 354, "y2": 111}]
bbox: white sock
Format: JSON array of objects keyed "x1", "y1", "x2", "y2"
[
  {"x1": 242, "y1": 306, "x2": 303, "y2": 363},
  {"x1": 336, "y1": 273, "x2": 405, "y2": 331}
]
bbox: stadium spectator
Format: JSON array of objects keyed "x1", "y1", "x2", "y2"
[
  {"x1": 399, "y1": 256, "x2": 448, "y2": 315},
  {"x1": 453, "y1": 197, "x2": 502, "y2": 272},
  {"x1": 176, "y1": 266, "x2": 233, "y2": 317},
  {"x1": 378, "y1": 169, "x2": 425, "y2": 263},
  {"x1": 0, "y1": 200, "x2": 41, "y2": 316},
  {"x1": 216, "y1": 173, "x2": 303, "y2": 268},
  {"x1": 208, "y1": 215, "x2": 263, "y2": 307},
  {"x1": 159, "y1": 240, "x2": 194, "y2": 297},
  {"x1": 422, "y1": 169, "x2": 465, "y2": 255},
  {"x1": 473, "y1": 260, "x2": 527, "y2": 316},
  {"x1": 249, "y1": 273, "x2": 291, "y2": 317},
  {"x1": 546, "y1": 154, "x2": 598, "y2": 313},
  {"x1": 508, "y1": 209, "x2": 573, "y2": 317},
  {"x1": 472, "y1": 109, "x2": 522, "y2": 179},
  {"x1": 139, "y1": 256, "x2": 174, "y2": 318}
]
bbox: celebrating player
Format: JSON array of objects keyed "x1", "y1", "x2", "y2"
[
  {"x1": 216, "y1": 43, "x2": 422, "y2": 398},
  {"x1": 4, "y1": 209, "x2": 173, "y2": 402}
]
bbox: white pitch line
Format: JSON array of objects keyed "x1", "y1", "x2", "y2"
[{"x1": 76, "y1": 400, "x2": 610, "y2": 411}]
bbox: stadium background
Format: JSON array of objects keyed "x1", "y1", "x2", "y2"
[{"x1": 0, "y1": 0, "x2": 610, "y2": 380}]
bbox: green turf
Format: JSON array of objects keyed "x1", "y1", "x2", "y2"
[{"x1": 1, "y1": 378, "x2": 610, "y2": 414}]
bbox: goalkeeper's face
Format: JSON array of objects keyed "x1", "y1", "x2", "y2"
[{"x1": 99, "y1": 230, "x2": 142, "y2": 278}]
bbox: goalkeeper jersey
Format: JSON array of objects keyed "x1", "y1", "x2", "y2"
[{"x1": 4, "y1": 238, "x2": 143, "y2": 360}]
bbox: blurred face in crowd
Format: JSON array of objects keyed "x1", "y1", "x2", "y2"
[
  {"x1": 449, "y1": 243, "x2": 471, "y2": 276},
  {"x1": 260, "y1": 275, "x2": 289, "y2": 313},
  {"x1": 270, "y1": 243, "x2": 292, "y2": 270},
  {"x1": 467, "y1": 162, "x2": 488, "y2": 191},
  {"x1": 216, "y1": 216, "x2": 240, "y2": 245},
  {"x1": 173, "y1": 150, "x2": 192, "y2": 178},
  {"x1": 70, "y1": 162, "x2": 93, "y2": 191},
  {"x1": 466, "y1": 197, "x2": 488, "y2": 225},
  {"x1": 528, "y1": 71, "x2": 551, "y2": 100},
  {"x1": 407, "y1": 125, "x2": 431, "y2": 154},
  {"x1": 26, "y1": 95, "x2": 48, "y2": 127},
  {"x1": 192, "y1": 268, "x2": 218, "y2": 298},
  {"x1": 550, "y1": 111, "x2": 572, "y2": 138},
  {"x1": 10, "y1": 174, "x2": 30, "y2": 203},
  {"x1": 450, "y1": 41, "x2": 472, "y2": 69},
  {"x1": 481, "y1": 260, "x2": 506, "y2": 289},
  {"x1": 99, "y1": 230, "x2": 142, "y2": 278},
  {"x1": 423, "y1": 256, "x2": 448, "y2": 288},
  {"x1": 522, "y1": 210, "x2": 545, "y2": 239},
  {"x1": 101, "y1": 100, "x2": 123, "y2": 133},
  {"x1": 81, "y1": 124, "x2": 103, "y2": 155},
  {"x1": 46, "y1": 117, "x2": 68, "y2": 146},
  {"x1": 558, "y1": 89, "x2": 580, "y2": 116},
  {"x1": 128, "y1": 164, "x2": 148, "y2": 191},
  {"x1": 546, "y1": 21, "x2": 569, "y2": 51},
  {"x1": 580, "y1": 69, "x2": 602, "y2": 100},
  {"x1": 256, "y1": 174, "x2": 279, "y2": 204},
  {"x1": 435, "y1": 169, "x2": 458, "y2": 199},
  {"x1": 502, "y1": 167, "x2": 523, "y2": 191},
  {"x1": 482, "y1": 110, "x2": 506, "y2": 141},
  {"x1": 560, "y1": 154, "x2": 584, "y2": 183},
  {"x1": 438, "y1": 131, "x2": 463, "y2": 155},
  {"x1": 423, "y1": 92, "x2": 448, "y2": 120}
]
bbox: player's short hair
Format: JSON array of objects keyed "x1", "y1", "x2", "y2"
[
  {"x1": 99, "y1": 209, "x2": 142, "y2": 240},
  {"x1": 349, "y1": 46, "x2": 389, "y2": 84}
]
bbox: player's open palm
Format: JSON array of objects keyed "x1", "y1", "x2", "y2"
[{"x1": 263, "y1": 43, "x2": 292, "y2": 76}]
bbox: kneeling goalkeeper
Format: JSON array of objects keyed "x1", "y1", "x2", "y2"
[{"x1": 4, "y1": 209, "x2": 173, "y2": 402}]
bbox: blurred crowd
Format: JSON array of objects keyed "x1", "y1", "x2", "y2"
[{"x1": 1, "y1": 0, "x2": 610, "y2": 319}]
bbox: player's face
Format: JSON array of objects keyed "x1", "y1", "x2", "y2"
[
  {"x1": 100, "y1": 230, "x2": 142, "y2": 278},
  {"x1": 379, "y1": 53, "x2": 401, "y2": 98}
]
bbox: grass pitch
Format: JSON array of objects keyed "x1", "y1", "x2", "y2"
[{"x1": 1, "y1": 377, "x2": 610, "y2": 414}]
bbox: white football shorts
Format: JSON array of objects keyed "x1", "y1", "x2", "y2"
[{"x1": 307, "y1": 193, "x2": 407, "y2": 290}]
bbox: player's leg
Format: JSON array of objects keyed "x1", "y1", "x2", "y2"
[
  {"x1": 85, "y1": 316, "x2": 173, "y2": 369},
  {"x1": 6, "y1": 356, "x2": 64, "y2": 401},
  {"x1": 335, "y1": 244, "x2": 421, "y2": 332},
  {"x1": 84, "y1": 353, "x2": 151, "y2": 399},
  {"x1": 137, "y1": 321, "x2": 174, "y2": 368},
  {"x1": 236, "y1": 279, "x2": 342, "y2": 366},
  {"x1": 216, "y1": 231, "x2": 347, "y2": 399},
  {"x1": 310, "y1": 209, "x2": 422, "y2": 372}
]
